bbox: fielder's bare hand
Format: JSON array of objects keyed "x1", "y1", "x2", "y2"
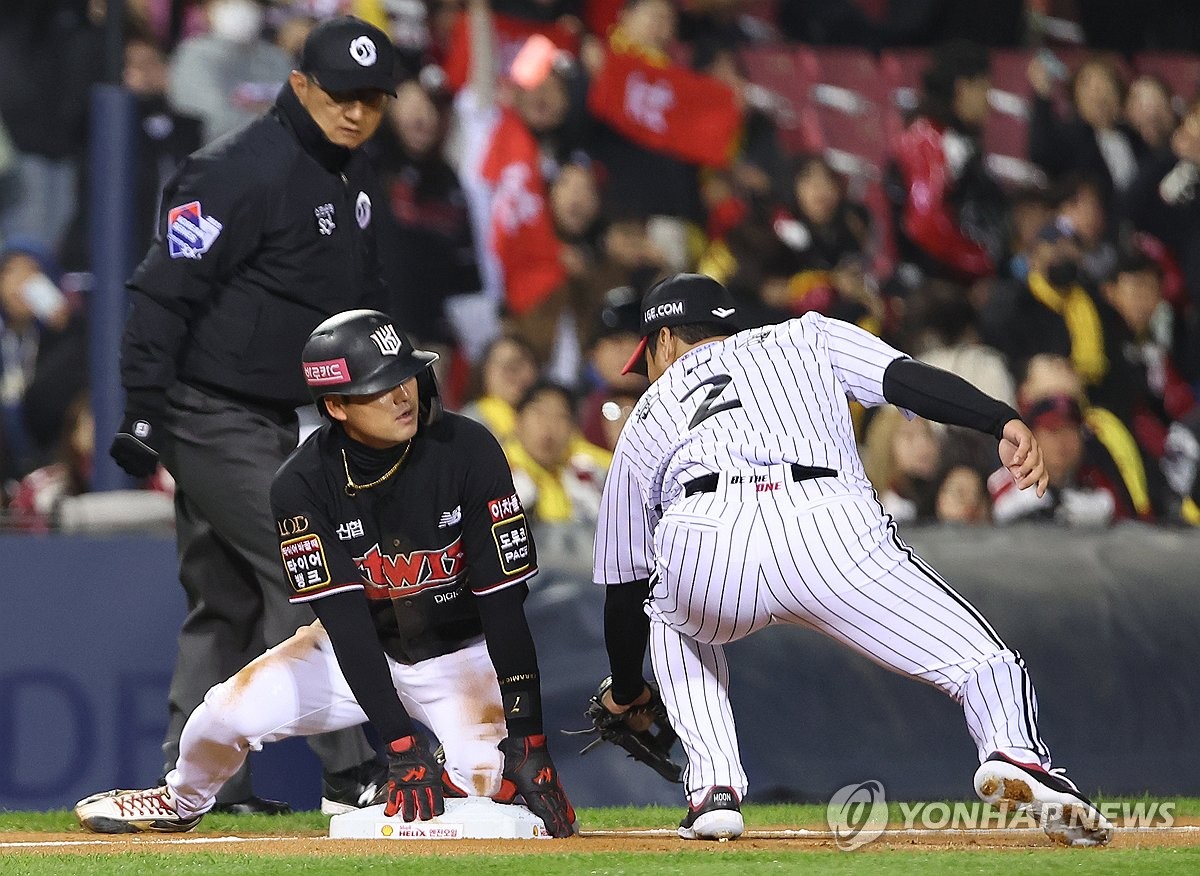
[{"x1": 998, "y1": 418, "x2": 1049, "y2": 497}]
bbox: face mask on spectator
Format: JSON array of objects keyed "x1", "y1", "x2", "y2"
[
  {"x1": 209, "y1": 0, "x2": 264, "y2": 46},
  {"x1": 1045, "y1": 258, "x2": 1079, "y2": 288},
  {"x1": 21, "y1": 272, "x2": 66, "y2": 322}
]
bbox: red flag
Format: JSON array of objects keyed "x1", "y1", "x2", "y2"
[
  {"x1": 587, "y1": 52, "x2": 742, "y2": 168},
  {"x1": 479, "y1": 109, "x2": 566, "y2": 316},
  {"x1": 443, "y1": 11, "x2": 580, "y2": 93}
]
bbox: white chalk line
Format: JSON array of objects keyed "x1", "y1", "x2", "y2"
[{"x1": 2, "y1": 825, "x2": 1198, "y2": 848}]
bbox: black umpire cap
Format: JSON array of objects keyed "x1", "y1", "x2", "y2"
[
  {"x1": 300, "y1": 16, "x2": 397, "y2": 96},
  {"x1": 622, "y1": 273, "x2": 741, "y2": 375}
]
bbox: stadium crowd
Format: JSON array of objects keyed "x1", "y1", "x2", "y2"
[{"x1": 3, "y1": 0, "x2": 1200, "y2": 530}]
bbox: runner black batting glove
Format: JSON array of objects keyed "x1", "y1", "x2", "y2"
[
  {"x1": 494, "y1": 734, "x2": 576, "y2": 837},
  {"x1": 383, "y1": 735, "x2": 444, "y2": 821},
  {"x1": 110, "y1": 392, "x2": 165, "y2": 478}
]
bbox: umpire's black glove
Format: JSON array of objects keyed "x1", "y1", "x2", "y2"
[
  {"x1": 494, "y1": 734, "x2": 576, "y2": 837},
  {"x1": 383, "y1": 735, "x2": 445, "y2": 821},
  {"x1": 109, "y1": 391, "x2": 165, "y2": 478}
]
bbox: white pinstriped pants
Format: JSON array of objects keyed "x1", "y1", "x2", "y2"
[{"x1": 647, "y1": 465, "x2": 1047, "y2": 807}]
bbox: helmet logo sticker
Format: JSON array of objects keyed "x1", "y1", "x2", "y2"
[
  {"x1": 304, "y1": 357, "x2": 352, "y2": 385},
  {"x1": 370, "y1": 324, "x2": 403, "y2": 356}
]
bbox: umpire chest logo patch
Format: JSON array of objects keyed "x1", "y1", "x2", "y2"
[
  {"x1": 167, "y1": 201, "x2": 222, "y2": 259},
  {"x1": 356, "y1": 191, "x2": 371, "y2": 228},
  {"x1": 315, "y1": 203, "x2": 335, "y2": 235},
  {"x1": 281, "y1": 534, "x2": 331, "y2": 592}
]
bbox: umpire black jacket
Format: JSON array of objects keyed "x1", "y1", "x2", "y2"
[{"x1": 120, "y1": 82, "x2": 389, "y2": 415}]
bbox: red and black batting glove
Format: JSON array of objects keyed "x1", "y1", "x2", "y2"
[
  {"x1": 494, "y1": 734, "x2": 576, "y2": 837},
  {"x1": 383, "y1": 735, "x2": 445, "y2": 821}
]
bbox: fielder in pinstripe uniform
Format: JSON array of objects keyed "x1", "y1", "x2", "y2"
[{"x1": 592, "y1": 273, "x2": 1113, "y2": 846}]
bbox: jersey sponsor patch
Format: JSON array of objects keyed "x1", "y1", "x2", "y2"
[
  {"x1": 492, "y1": 514, "x2": 531, "y2": 576},
  {"x1": 281, "y1": 533, "x2": 331, "y2": 592},
  {"x1": 167, "y1": 201, "x2": 223, "y2": 260},
  {"x1": 487, "y1": 492, "x2": 523, "y2": 522}
]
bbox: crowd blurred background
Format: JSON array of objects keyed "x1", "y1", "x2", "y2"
[{"x1": 3, "y1": 0, "x2": 1200, "y2": 533}]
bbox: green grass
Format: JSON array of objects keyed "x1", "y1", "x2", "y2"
[
  {"x1": 2, "y1": 800, "x2": 1195, "y2": 875},
  {"x1": 3, "y1": 797, "x2": 1198, "y2": 833},
  {"x1": 1, "y1": 851, "x2": 1198, "y2": 875}
]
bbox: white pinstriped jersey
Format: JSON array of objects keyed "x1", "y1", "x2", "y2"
[{"x1": 593, "y1": 313, "x2": 910, "y2": 585}]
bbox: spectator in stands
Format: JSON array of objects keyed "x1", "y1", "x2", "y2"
[
  {"x1": 1126, "y1": 97, "x2": 1200, "y2": 319},
  {"x1": 989, "y1": 354, "x2": 1166, "y2": 525},
  {"x1": 707, "y1": 154, "x2": 883, "y2": 333},
  {"x1": 6, "y1": 393, "x2": 92, "y2": 531},
  {"x1": 585, "y1": 0, "x2": 741, "y2": 240},
  {"x1": 504, "y1": 380, "x2": 611, "y2": 525},
  {"x1": 168, "y1": 0, "x2": 294, "y2": 144},
  {"x1": 934, "y1": 463, "x2": 990, "y2": 524},
  {"x1": 455, "y1": 1, "x2": 576, "y2": 371},
  {"x1": 1027, "y1": 53, "x2": 1142, "y2": 202},
  {"x1": 0, "y1": 238, "x2": 87, "y2": 489},
  {"x1": 1098, "y1": 248, "x2": 1196, "y2": 459},
  {"x1": 60, "y1": 30, "x2": 204, "y2": 271},
  {"x1": 988, "y1": 218, "x2": 1120, "y2": 393},
  {"x1": 691, "y1": 40, "x2": 788, "y2": 216},
  {"x1": 460, "y1": 332, "x2": 541, "y2": 442},
  {"x1": 0, "y1": 0, "x2": 103, "y2": 253},
  {"x1": 577, "y1": 288, "x2": 647, "y2": 448},
  {"x1": 906, "y1": 278, "x2": 1016, "y2": 405},
  {"x1": 862, "y1": 407, "x2": 942, "y2": 523},
  {"x1": 890, "y1": 39, "x2": 1007, "y2": 286},
  {"x1": 1000, "y1": 186, "x2": 1057, "y2": 283},
  {"x1": 374, "y1": 68, "x2": 482, "y2": 373},
  {"x1": 1057, "y1": 174, "x2": 1118, "y2": 286},
  {"x1": 1124, "y1": 74, "x2": 1178, "y2": 154},
  {"x1": 988, "y1": 393, "x2": 1148, "y2": 525}
]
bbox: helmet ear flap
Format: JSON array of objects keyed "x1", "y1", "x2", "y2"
[{"x1": 418, "y1": 369, "x2": 443, "y2": 426}]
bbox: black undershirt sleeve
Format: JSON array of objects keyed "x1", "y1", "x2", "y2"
[
  {"x1": 882, "y1": 358, "x2": 1020, "y2": 441},
  {"x1": 604, "y1": 578, "x2": 651, "y2": 706},
  {"x1": 310, "y1": 590, "x2": 415, "y2": 744},
  {"x1": 477, "y1": 584, "x2": 543, "y2": 738}
]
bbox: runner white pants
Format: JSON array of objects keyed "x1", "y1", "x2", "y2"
[
  {"x1": 167, "y1": 621, "x2": 506, "y2": 817},
  {"x1": 646, "y1": 465, "x2": 1048, "y2": 807}
]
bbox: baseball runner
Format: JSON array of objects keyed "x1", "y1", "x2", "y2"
[
  {"x1": 591, "y1": 273, "x2": 1114, "y2": 846},
  {"x1": 76, "y1": 310, "x2": 575, "y2": 837}
]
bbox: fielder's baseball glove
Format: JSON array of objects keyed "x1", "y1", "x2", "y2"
[{"x1": 564, "y1": 676, "x2": 683, "y2": 783}]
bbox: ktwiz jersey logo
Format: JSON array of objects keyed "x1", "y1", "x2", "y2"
[
  {"x1": 167, "y1": 201, "x2": 222, "y2": 259},
  {"x1": 354, "y1": 536, "x2": 464, "y2": 597}
]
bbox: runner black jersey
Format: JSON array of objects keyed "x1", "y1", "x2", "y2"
[{"x1": 271, "y1": 412, "x2": 536, "y2": 663}]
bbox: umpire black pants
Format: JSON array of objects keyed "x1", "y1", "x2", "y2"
[{"x1": 160, "y1": 382, "x2": 376, "y2": 804}]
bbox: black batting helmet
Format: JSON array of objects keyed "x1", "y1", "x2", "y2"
[{"x1": 302, "y1": 309, "x2": 443, "y2": 425}]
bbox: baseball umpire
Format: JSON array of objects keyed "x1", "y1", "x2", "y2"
[
  {"x1": 105, "y1": 17, "x2": 406, "y2": 812},
  {"x1": 590, "y1": 273, "x2": 1113, "y2": 846},
  {"x1": 77, "y1": 310, "x2": 576, "y2": 837}
]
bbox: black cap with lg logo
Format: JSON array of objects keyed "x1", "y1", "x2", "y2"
[
  {"x1": 622, "y1": 273, "x2": 741, "y2": 375},
  {"x1": 300, "y1": 16, "x2": 397, "y2": 96}
]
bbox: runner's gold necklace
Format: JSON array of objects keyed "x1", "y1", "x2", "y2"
[{"x1": 342, "y1": 441, "x2": 411, "y2": 497}]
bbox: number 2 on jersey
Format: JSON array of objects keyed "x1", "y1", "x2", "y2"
[{"x1": 684, "y1": 374, "x2": 742, "y2": 429}]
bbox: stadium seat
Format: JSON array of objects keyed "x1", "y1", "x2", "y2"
[
  {"x1": 1134, "y1": 51, "x2": 1200, "y2": 102},
  {"x1": 739, "y1": 44, "x2": 809, "y2": 154},
  {"x1": 880, "y1": 48, "x2": 930, "y2": 117}
]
